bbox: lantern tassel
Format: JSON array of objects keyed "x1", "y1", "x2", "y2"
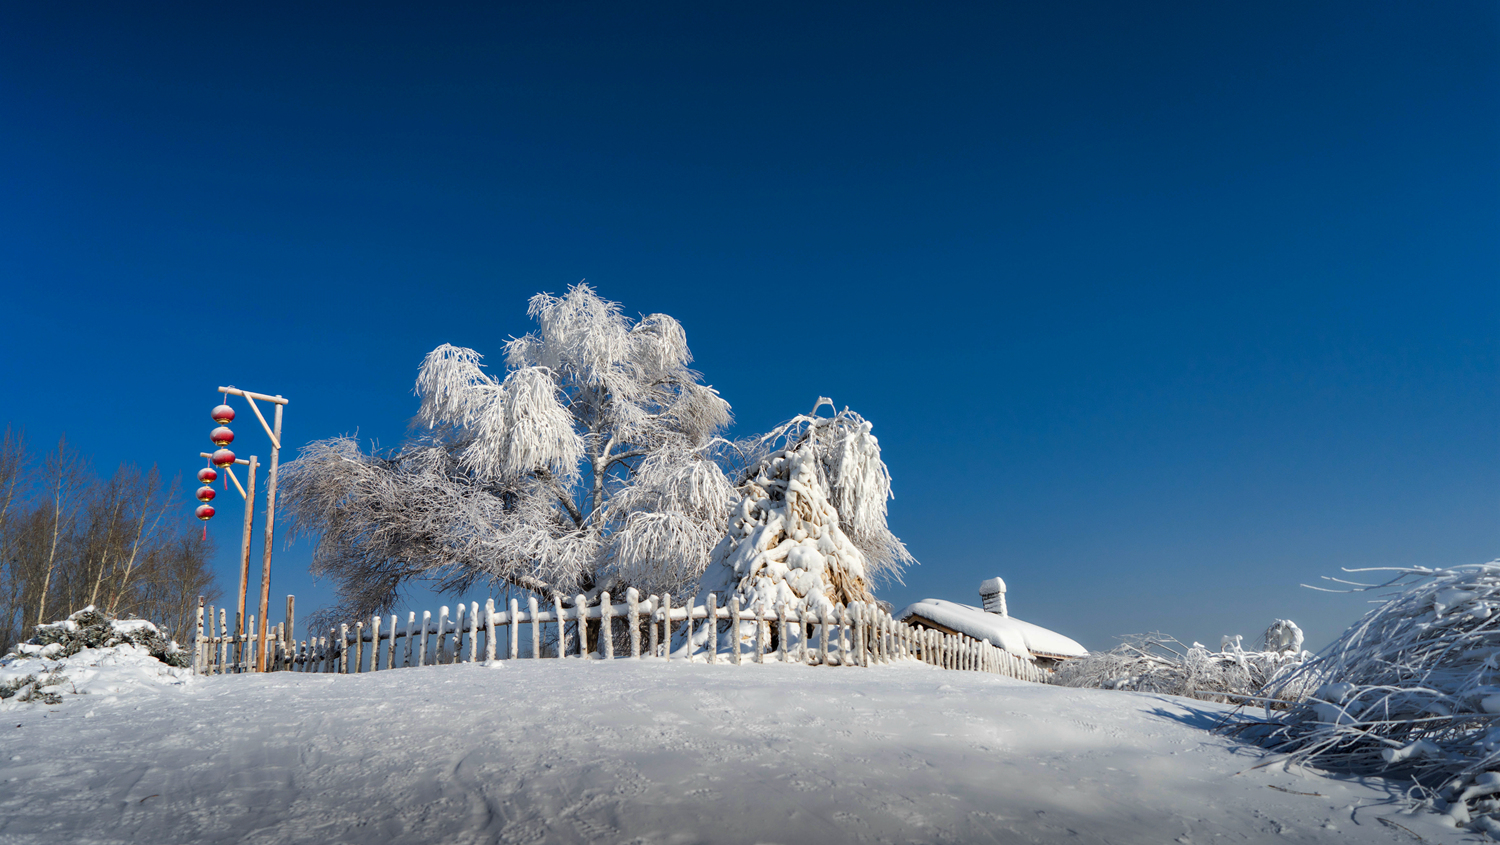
[{"x1": 202, "y1": 524, "x2": 207, "y2": 542}]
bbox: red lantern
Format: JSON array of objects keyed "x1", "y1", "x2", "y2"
[
  {"x1": 197, "y1": 467, "x2": 217, "y2": 485},
  {"x1": 195, "y1": 504, "x2": 216, "y2": 521},
  {"x1": 196, "y1": 486, "x2": 216, "y2": 503},
  {"x1": 211, "y1": 426, "x2": 234, "y2": 447},
  {"x1": 212, "y1": 404, "x2": 235, "y2": 424},
  {"x1": 212, "y1": 448, "x2": 236, "y2": 467}
]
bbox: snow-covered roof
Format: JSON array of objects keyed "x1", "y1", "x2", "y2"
[{"x1": 897, "y1": 598, "x2": 1088, "y2": 660}]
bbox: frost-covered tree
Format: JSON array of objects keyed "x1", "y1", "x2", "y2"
[
  {"x1": 698, "y1": 401, "x2": 914, "y2": 618},
  {"x1": 280, "y1": 284, "x2": 737, "y2": 620}
]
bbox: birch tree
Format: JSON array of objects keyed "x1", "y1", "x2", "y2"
[{"x1": 280, "y1": 284, "x2": 738, "y2": 620}]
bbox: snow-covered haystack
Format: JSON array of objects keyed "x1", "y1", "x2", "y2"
[
  {"x1": 1056, "y1": 623, "x2": 1309, "y2": 705},
  {"x1": 1257, "y1": 563, "x2": 1500, "y2": 831},
  {"x1": 698, "y1": 401, "x2": 913, "y2": 620},
  {"x1": 1, "y1": 605, "x2": 191, "y2": 706}
]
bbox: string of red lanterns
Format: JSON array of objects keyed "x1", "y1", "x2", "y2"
[{"x1": 195, "y1": 403, "x2": 239, "y2": 527}]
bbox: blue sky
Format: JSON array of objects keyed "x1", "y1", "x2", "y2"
[{"x1": 2, "y1": 3, "x2": 1495, "y2": 650}]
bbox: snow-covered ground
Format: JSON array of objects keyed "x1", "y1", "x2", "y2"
[{"x1": 0, "y1": 659, "x2": 1475, "y2": 844}]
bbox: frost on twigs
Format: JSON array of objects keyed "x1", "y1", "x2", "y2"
[
  {"x1": 1053, "y1": 629, "x2": 1308, "y2": 705},
  {"x1": 699, "y1": 401, "x2": 914, "y2": 620},
  {"x1": 281, "y1": 284, "x2": 735, "y2": 624},
  {"x1": 1253, "y1": 562, "x2": 1500, "y2": 833}
]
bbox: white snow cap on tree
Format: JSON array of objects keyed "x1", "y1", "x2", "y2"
[{"x1": 700, "y1": 400, "x2": 914, "y2": 617}]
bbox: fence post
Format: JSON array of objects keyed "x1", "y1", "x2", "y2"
[
  {"x1": 528, "y1": 596, "x2": 540, "y2": 658},
  {"x1": 384, "y1": 615, "x2": 394, "y2": 670},
  {"x1": 818, "y1": 606, "x2": 830, "y2": 665},
  {"x1": 755, "y1": 604, "x2": 767, "y2": 664},
  {"x1": 573, "y1": 594, "x2": 588, "y2": 658},
  {"x1": 729, "y1": 596, "x2": 742, "y2": 665},
  {"x1": 467, "y1": 602, "x2": 479, "y2": 663},
  {"x1": 804, "y1": 609, "x2": 816, "y2": 669},
  {"x1": 627, "y1": 588, "x2": 641, "y2": 659},
  {"x1": 705, "y1": 593, "x2": 717, "y2": 664},
  {"x1": 776, "y1": 602, "x2": 788, "y2": 663},
  {"x1": 403, "y1": 612, "x2": 414, "y2": 668},
  {"x1": 484, "y1": 599, "x2": 497, "y2": 663},
  {"x1": 553, "y1": 594, "x2": 566, "y2": 658},
  {"x1": 601, "y1": 592, "x2": 614, "y2": 660},
  {"x1": 661, "y1": 593, "x2": 671, "y2": 661},
  {"x1": 854, "y1": 603, "x2": 866, "y2": 667},
  {"x1": 839, "y1": 605, "x2": 852, "y2": 666},
  {"x1": 193, "y1": 597, "x2": 204, "y2": 674},
  {"x1": 357, "y1": 621, "x2": 368, "y2": 673},
  {"x1": 218, "y1": 607, "x2": 229, "y2": 674},
  {"x1": 507, "y1": 598, "x2": 518, "y2": 660},
  {"x1": 417, "y1": 611, "x2": 430, "y2": 666},
  {"x1": 447, "y1": 606, "x2": 459, "y2": 663},
  {"x1": 370, "y1": 616, "x2": 381, "y2": 671}
]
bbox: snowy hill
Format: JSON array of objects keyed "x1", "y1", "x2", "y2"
[{"x1": 0, "y1": 659, "x2": 1471, "y2": 844}]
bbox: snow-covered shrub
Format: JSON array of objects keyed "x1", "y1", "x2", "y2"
[
  {"x1": 1256, "y1": 563, "x2": 1500, "y2": 831},
  {"x1": 1055, "y1": 627, "x2": 1308, "y2": 705},
  {"x1": 1, "y1": 605, "x2": 193, "y2": 707},
  {"x1": 5, "y1": 605, "x2": 188, "y2": 668},
  {"x1": 0, "y1": 668, "x2": 69, "y2": 704},
  {"x1": 697, "y1": 401, "x2": 913, "y2": 619}
]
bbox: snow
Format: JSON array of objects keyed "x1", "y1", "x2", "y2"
[
  {"x1": 899, "y1": 597, "x2": 1089, "y2": 660},
  {"x1": 1, "y1": 644, "x2": 191, "y2": 707},
  {"x1": 0, "y1": 658, "x2": 1468, "y2": 844}
]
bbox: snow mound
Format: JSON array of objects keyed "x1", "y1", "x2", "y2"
[
  {"x1": 1258, "y1": 563, "x2": 1500, "y2": 832},
  {"x1": 897, "y1": 598, "x2": 1087, "y2": 660},
  {"x1": 1, "y1": 606, "x2": 192, "y2": 707}
]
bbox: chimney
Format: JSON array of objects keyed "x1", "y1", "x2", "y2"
[{"x1": 979, "y1": 577, "x2": 1007, "y2": 616}]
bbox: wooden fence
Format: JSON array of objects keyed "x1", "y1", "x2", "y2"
[{"x1": 194, "y1": 589, "x2": 1050, "y2": 684}]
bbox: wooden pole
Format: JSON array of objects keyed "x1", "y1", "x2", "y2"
[
  {"x1": 235, "y1": 457, "x2": 257, "y2": 667},
  {"x1": 255, "y1": 400, "x2": 283, "y2": 671},
  {"x1": 284, "y1": 594, "x2": 294, "y2": 661}
]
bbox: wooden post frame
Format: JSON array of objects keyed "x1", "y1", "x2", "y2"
[{"x1": 212, "y1": 386, "x2": 288, "y2": 672}]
